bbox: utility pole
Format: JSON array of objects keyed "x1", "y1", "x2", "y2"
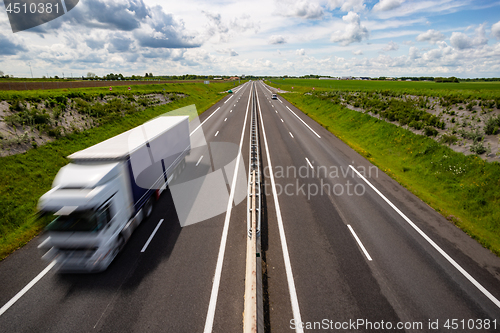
[{"x1": 28, "y1": 62, "x2": 33, "y2": 78}]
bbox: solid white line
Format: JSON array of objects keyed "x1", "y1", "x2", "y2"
[
  {"x1": 305, "y1": 157, "x2": 313, "y2": 169},
  {"x1": 215, "y1": 131, "x2": 219, "y2": 137},
  {"x1": 256, "y1": 83, "x2": 304, "y2": 333},
  {"x1": 196, "y1": 155, "x2": 204, "y2": 167},
  {"x1": 289, "y1": 132, "x2": 294, "y2": 138},
  {"x1": 349, "y1": 165, "x2": 500, "y2": 308},
  {"x1": 224, "y1": 95, "x2": 233, "y2": 103},
  {"x1": 285, "y1": 106, "x2": 321, "y2": 138},
  {"x1": 203, "y1": 82, "x2": 253, "y2": 333},
  {"x1": 190, "y1": 107, "x2": 221, "y2": 136},
  {"x1": 141, "y1": 219, "x2": 164, "y2": 253},
  {"x1": 224, "y1": 118, "x2": 227, "y2": 122},
  {"x1": 347, "y1": 225, "x2": 373, "y2": 261},
  {"x1": 0, "y1": 261, "x2": 56, "y2": 317}
]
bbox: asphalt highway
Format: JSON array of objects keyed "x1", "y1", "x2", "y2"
[{"x1": 1, "y1": 81, "x2": 500, "y2": 332}]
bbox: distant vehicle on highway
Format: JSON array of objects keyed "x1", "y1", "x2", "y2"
[
  {"x1": 37, "y1": 116, "x2": 191, "y2": 272},
  {"x1": 272, "y1": 94, "x2": 278, "y2": 99},
  {"x1": 228, "y1": 89, "x2": 233, "y2": 93}
]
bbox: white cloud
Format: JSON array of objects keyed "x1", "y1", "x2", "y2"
[
  {"x1": 327, "y1": 0, "x2": 366, "y2": 12},
  {"x1": 352, "y1": 49, "x2": 363, "y2": 55},
  {"x1": 383, "y1": 41, "x2": 399, "y2": 51},
  {"x1": 277, "y1": 0, "x2": 324, "y2": 19},
  {"x1": 416, "y1": 29, "x2": 445, "y2": 44},
  {"x1": 296, "y1": 48, "x2": 306, "y2": 56},
  {"x1": 450, "y1": 24, "x2": 488, "y2": 50},
  {"x1": 492, "y1": 21, "x2": 500, "y2": 40},
  {"x1": 373, "y1": 0, "x2": 404, "y2": 12},
  {"x1": 408, "y1": 46, "x2": 419, "y2": 59},
  {"x1": 330, "y1": 12, "x2": 369, "y2": 46},
  {"x1": 269, "y1": 35, "x2": 287, "y2": 44}
]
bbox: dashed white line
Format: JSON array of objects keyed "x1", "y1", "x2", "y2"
[
  {"x1": 285, "y1": 106, "x2": 321, "y2": 138},
  {"x1": 289, "y1": 132, "x2": 294, "y2": 138},
  {"x1": 0, "y1": 261, "x2": 56, "y2": 317},
  {"x1": 196, "y1": 155, "x2": 204, "y2": 166},
  {"x1": 224, "y1": 95, "x2": 233, "y2": 104},
  {"x1": 141, "y1": 219, "x2": 164, "y2": 253},
  {"x1": 230, "y1": 110, "x2": 233, "y2": 113},
  {"x1": 224, "y1": 118, "x2": 227, "y2": 122},
  {"x1": 281, "y1": 119, "x2": 284, "y2": 123},
  {"x1": 349, "y1": 165, "x2": 500, "y2": 309},
  {"x1": 278, "y1": 98, "x2": 283, "y2": 103},
  {"x1": 215, "y1": 131, "x2": 219, "y2": 137},
  {"x1": 347, "y1": 225, "x2": 372, "y2": 261},
  {"x1": 190, "y1": 107, "x2": 221, "y2": 136},
  {"x1": 305, "y1": 157, "x2": 313, "y2": 169},
  {"x1": 256, "y1": 84, "x2": 304, "y2": 333}
]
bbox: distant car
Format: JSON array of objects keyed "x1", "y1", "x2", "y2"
[
  {"x1": 228, "y1": 89, "x2": 233, "y2": 93},
  {"x1": 272, "y1": 94, "x2": 277, "y2": 99}
]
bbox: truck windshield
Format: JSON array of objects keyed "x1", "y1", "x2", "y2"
[{"x1": 46, "y1": 210, "x2": 104, "y2": 232}]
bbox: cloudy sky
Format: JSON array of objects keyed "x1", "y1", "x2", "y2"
[{"x1": 1, "y1": 0, "x2": 500, "y2": 78}]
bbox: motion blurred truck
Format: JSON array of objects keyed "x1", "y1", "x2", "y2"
[{"x1": 38, "y1": 116, "x2": 190, "y2": 272}]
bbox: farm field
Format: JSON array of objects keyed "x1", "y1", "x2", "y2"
[
  {"x1": 266, "y1": 79, "x2": 500, "y2": 256},
  {"x1": 0, "y1": 81, "x2": 238, "y2": 259}
]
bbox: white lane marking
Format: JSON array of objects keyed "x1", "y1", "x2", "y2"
[
  {"x1": 278, "y1": 98, "x2": 283, "y2": 103},
  {"x1": 230, "y1": 110, "x2": 233, "y2": 113},
  {"x1": 347, "y1": 225, "x2": 373, "y2": 261},
  {"x1": 285, "y1": 106, "x2": 321, "y2": 138},
  {"x1": 256, "y1": 84, "x2": 304, "y2": 333},
  {"x1": 203, "y1": 82, "x2": 253, "y2": 333},
  {"x1": 0, "y1": 261, "x2": 56, "y2": 317},
  {"x1": 349, "y1": 165, "x2": 500, "y2": 308},
  {"x1": 215, "y1": 131, "x2": 219, "y2": 137},
  {"x1": 275, "y1": 110, "x2": 277, "y2": 113},
  {"x1": 224, "y1": 118, "x2": 227, "y2": 122},
  {"x1": 141, "y1": 219, "x2": 164, "y2": 253},
  {"x1": 281, "y1": 119, "x2": 284, "y2": 123},
  {"x1": 305, "y1": 157, "x2": 313, "y2": 169},
  {"x1": 289, "y1": 132, "x2": 294, "y2": 138},
  {"x1": 190, "y1": 107, "x2": 221, "y2": 136},
  {"x1": 196, "y1": 155, "x2": 204, "y2": 167},
  {"x1": 224, "y1": 95, "x2": 233, "y2": 103},
  {"x1": 272, "y1": 105, "x2": 274, "y2": 108}
]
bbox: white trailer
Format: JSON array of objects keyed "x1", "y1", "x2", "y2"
[{"x1": 38, "y1": 116, "x2": 190, "y2": 272}]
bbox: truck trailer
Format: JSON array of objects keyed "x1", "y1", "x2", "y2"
[{"x1": 38, "y1": 116, "x2": 190, "y2": 272}]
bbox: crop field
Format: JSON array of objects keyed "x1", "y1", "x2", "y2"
[
  {"x1": 266, "y1": 79, "x2": 500, "y2": 256},
  {"x1": 0, "y1": 81, "x2": 239, "y2": 259}
]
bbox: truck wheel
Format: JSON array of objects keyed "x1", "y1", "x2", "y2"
[
  {"x1": 113, "y1": 235, "x2": 125, "y2": 258},
  {"x1": 144, "y1": 198, "x2": 153, "y2": 218}
]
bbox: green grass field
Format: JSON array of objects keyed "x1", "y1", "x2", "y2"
[
  {"x1": 267, "y1": 78, "x2": 500, "y2": 99},
  {"x1": 267, "y1": 80, "x2": 500, "y2": 256},
  {"x1": 0, "y1": 81, "x2": 238, "y2": 260}
]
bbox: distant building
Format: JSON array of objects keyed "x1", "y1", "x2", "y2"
[{"x1": 341, "y1": 76, "x2": 352, "y2": 80}]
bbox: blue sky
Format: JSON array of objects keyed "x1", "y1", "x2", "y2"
[{"x1": 1, "y1": 0, "x2": 500, "y2": 77}]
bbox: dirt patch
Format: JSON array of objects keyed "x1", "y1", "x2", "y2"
[{"x1": 0, "y1": 93, "x2": 180, "y2": 157}]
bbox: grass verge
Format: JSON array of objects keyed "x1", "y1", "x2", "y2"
[
  {"x1": 0, "y1": 81, "x2": 237, "y2": 260},
  {"x1": 280, "y1": 91, "x2": 500, "y2": 256}
]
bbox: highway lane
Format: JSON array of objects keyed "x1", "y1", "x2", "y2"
[
  {"x1": 0, "y1": 81, "x2": 252, "y2": 333},
  {"x1": 256, "y1": 80, "x2": 500, "y2": 331}
]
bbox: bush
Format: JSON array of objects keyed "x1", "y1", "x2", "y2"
[
  {"x1": 440, "y1": 134, "x2": 458, "y2": 145},
  {"x1": 484, "y1": 116, "x2": 499, "y2": 135},
  {"x1": 424, "y1": 126, "x2": 438, "y2": 136},
  {"x1": 470, "y1": 141, "x2": 487, "y2": 154}
]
